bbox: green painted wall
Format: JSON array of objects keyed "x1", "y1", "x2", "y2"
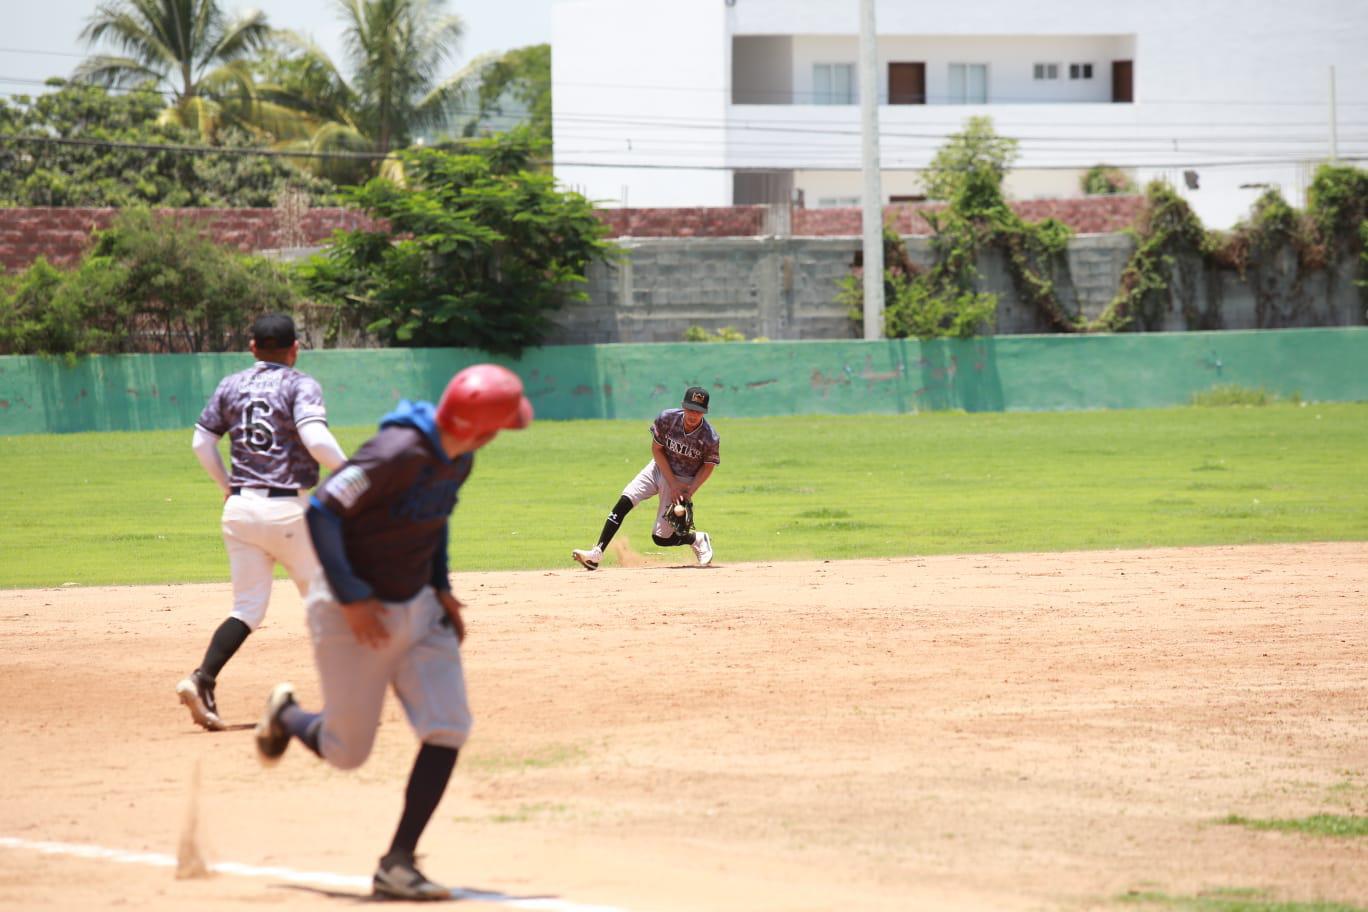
[{"x1": 1, "y1": 328, "x2": 1364, "y2": 435}]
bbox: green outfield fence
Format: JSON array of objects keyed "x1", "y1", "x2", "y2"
[{"x1": 1, "y1": 328, "x2": 1365, "y2": 435}]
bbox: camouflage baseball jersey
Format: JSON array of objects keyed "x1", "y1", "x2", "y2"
[
  {"x1": 650, "y1": 408, "x2": 721, "y2": 478},
  {"x1": 196, "y1": 361, "x2": 329, "y2": 490}
]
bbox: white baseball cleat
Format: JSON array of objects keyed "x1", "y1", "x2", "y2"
[
  {"x1": 176, "y1": 671, "x2": 226, "y2": 731},
  {"x1": 572, "y1": 547, "x2": 601, "y2": 571},
  {"x1": 691, "y1": 531, "x2": 713, "y2": 567},
  {"x1": 255, "y1": 682, "x2": 296, "y2": 765},
  {"x1": 373, "y1": 854, "x2": 450, "y2": 900}
]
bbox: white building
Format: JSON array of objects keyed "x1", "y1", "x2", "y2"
[{"x1": 551, "y1": 0, "x2": 1368, "y2": 228}]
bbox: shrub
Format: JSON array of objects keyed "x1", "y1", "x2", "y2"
[
  {"x1": 683, "y1": 326, "x2": 751, "y2": 342},
  {"x1": 1081, "y1": 165, "x2": 1135, "y2": 196},
  {"x1": 1190, "y1": 385, "x2": 1300, "y2": 407},
  {"x1": 297, "y1": 129, "x2": 613, "y2": 354},
  {"x1": 0, "y1": 210, "x2": 302, "y2": 355}
]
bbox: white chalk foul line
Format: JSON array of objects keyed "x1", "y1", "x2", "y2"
[{"x1": 0, "y1": 836, "x2": 635, "y2": 911}]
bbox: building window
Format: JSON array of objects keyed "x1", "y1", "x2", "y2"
[
  {"x1": 813, "y1": 63, "x2": 855, "y2": 105},
  {"x1": 1033, "y1": 63, "x2": 1059, "y2": 80},
  {"x1": 1069, "y1": 63, "x2": 1094, "y2": 80},
  {"x1": 948, "y1": 63, "x2": 988, "y2": 103}
]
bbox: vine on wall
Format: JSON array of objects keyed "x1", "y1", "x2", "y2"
[
  {"x1": 839, "y1": 118, "x2": 1079, "y2": 339},
  {"x1": 838, "y1": 133, "x2": 1368, "y2": 338},
  {"x1": 1103, "y1": 164, "x2": 1368, "y2": 331}
]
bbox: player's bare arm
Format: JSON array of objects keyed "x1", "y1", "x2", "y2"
[
  {"x1": 682, "y1": 462, "x2": 716, "y2": 501},
  {"x1": 436, "y1": 590, "x2": 465, "y2": 643},
  {"x1": 651, "y1": 440, "x2": 680, "y2": 490},
  {"x1": 341, "y1": 598, "x2": 390, "y2": 648}
]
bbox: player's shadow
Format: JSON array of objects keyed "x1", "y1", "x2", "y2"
[
  {"x1": 181, "y1": 723, "x2": 254, "y2": 734},
  {"x1": 277, "y1": 883, "x2": 563, "y2": 904}
]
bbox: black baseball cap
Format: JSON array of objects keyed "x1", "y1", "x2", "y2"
[
  {"x1": 251, "y1": 313, "x2": 297, "y2": 349},
  {"x1": 682, "y1": 386, "x2": 710, "y2": 413}
]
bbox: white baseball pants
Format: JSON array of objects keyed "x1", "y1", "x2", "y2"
[{"x1": 220, "y1": 490, "x2": 319, "y2": 631}]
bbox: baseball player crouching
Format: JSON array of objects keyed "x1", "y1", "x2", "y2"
[
  {"x1": 572, "y1": 385, "x2": 720, "y2": 571},
  {"x1": 177, "y1": 313, "x2": 347, "y2": 731},
  {"x1": 254, "y1": 364, "x2": 532, "y2": 901}
]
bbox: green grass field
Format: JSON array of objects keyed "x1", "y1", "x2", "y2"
[{"x1": 1, "y1": 403, "x2": 1365, "y2": 588}]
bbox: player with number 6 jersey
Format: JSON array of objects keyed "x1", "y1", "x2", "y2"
[{"x1": 175, "y1": 314, "x2": 348, "y2": 731}]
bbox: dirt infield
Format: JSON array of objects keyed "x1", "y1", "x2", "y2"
[{"x1": 1, "y1": 542, "x2": 1365, "y2": 911}]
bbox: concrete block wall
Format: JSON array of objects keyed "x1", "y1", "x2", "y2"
[{"x1": 548, "y1": 233, "x2": 1145, "y2": 343}]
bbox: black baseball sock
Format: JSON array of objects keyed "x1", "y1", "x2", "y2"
[
  {"x1": 384, "y1": 744, "x2": 459, "y2": 864},
  {"x1": 280, "y1": 703, "x2": 323, "y2": 756},
  {"x1": 596, "y1": 495, "x2": 635, "y2": 551},
  {"x1": 196, "y1": 617, "x2": 251, "y2": 682}
]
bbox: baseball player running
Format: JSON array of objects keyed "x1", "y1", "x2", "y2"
[
  {"x1": 176, "y1": 313, "x2": 347, "y2": 731},
  {"x1": 572, "y1": 385, "x2": 719, "y2": 571},
  {"x1": 254, "y1": 364, "x2": 532, "y2": 900}
]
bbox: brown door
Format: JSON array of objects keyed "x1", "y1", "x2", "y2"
[
  {"x1": 1112, "y1": 60, "x2": 1133, "y2": 103},
  {"x1": 889, "y1": 62, "x2": 926, "y2": 104}
]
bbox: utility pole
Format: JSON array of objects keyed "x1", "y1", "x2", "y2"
[
  {"x1": 859, "y1": 0, "x2": 884, "y2": 340},
  {"x1": 1329, "y1": 65, "x2": 1339, "y2": 163}
]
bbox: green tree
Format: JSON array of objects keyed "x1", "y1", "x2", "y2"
[
  {"x1": 74, "y1": 0, "x2": 272, "y2": 138},
  {"x1": 0, "y1": 82, "x2": 335, "y2": 206},
  {"x1": 296, "y1": 129, "x2": 612, "y2": 354},
  {"x1": 922, "y1": 115, "x2": 1019, "y2": 205},
  {"x1": 448, "y1": 44, "x2": 550, "y2": 144}
]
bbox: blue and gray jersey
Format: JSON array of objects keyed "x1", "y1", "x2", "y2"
[
  {"x1": 196, "y1": 361, "x2": 329, "y2": 490},
  {"x1": 308, "y1": 400, "x2": 472, "y2": 604}
]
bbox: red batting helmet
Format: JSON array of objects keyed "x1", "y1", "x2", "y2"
[{"x1": 436, "y1": 364, "x2": 533, "y2": 437}]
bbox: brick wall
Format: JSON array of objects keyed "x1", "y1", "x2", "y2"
[
  {"x1": 0, "y1": 208, "x2": 383, "y2": 272},
  {"x1": 594, "y1": 197, "x2": 1142, "y2": 239},
  {"x1": 792, "y1": 196, "x2": 1145, "y2": 237},
  {"x1": 594, "y1": 206, "x2": 770, "y2": 238},
  {"x1": 0, "y1": 196, "x2": 1145, "y2": 272}
]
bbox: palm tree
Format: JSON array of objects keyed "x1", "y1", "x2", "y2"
[
  {"x1": 75, "y1": 0, "x2": 272, "y2": 137},
  {"x1": 255, "y1": 0, "x2": 463, "y2": 178},
  {"x1": 335, "y1": 0, "x2": 464, "y2": 154}
]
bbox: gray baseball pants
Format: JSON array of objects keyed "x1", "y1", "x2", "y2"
[{"x1": 303, "y1": 572, "x2": 472, "y2": 770}]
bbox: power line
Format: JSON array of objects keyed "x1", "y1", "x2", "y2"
[
  {"x1": 3, "y1": 74, "x2": 1367, "y2": 151},
  {"x1": 553, "y1": 155, "x2": 1366, "y2": 172},
  {"x1": 0, "y1": 133, "x2": 391, "y2": 160},
  {"x1": 0, "y1": 46, "x2": 88, "y2": 60},
  {"x1": 6, "y1": 130, "x2": 1358, "y2": 173}
]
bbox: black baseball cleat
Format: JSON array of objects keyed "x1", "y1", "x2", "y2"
[
  {"x1": 254, "y1": 682, "x2": 296, "y2": 765},
  {"x1": 372, "y1": 854, "x2": 450, "y2": 901},
  {"x1": 176, "y1": 670, "x2": 226, "y2": 731}
]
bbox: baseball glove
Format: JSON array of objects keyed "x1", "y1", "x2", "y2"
[{"x1": 667, "y1": 498, "x2": 695, "y2": 536}]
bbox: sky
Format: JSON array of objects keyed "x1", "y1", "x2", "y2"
[{"x1": 0, "y1": 0, "x2": 554, "y2": 97}]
